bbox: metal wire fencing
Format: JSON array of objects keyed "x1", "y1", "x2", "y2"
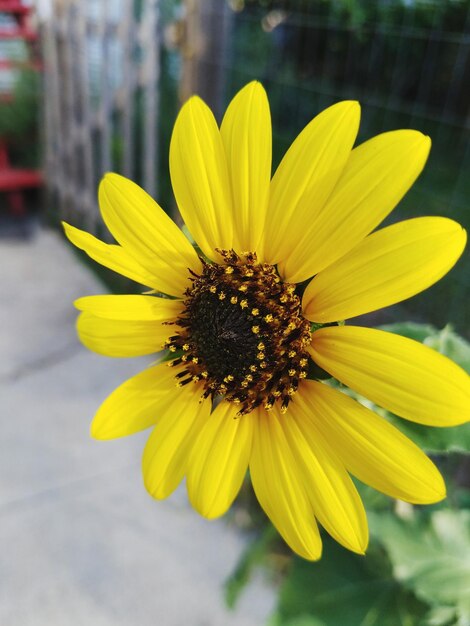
[{"x1": 186, "y1": 0, "x2": 470, "y2": 334}]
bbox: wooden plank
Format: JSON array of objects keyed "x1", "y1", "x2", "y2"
[
  {"x1": 140, "y1": 0, "x2": 159, "y2": 198},
  {"x1": 180, "y1": 0, "x2": 231, "y2": 117},
  {"x1": 119, "y1": 0, "x2": 135, "y2": 180},
  {"x1": 98, "y1": 0, "x2": 112, "y2": 177},
  {"x1": 74, "y1": 0, "x2": 96, "y2": 229}
]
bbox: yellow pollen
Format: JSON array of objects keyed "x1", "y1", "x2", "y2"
[
  {"x1": 251, "y1": 308, "x2": 260, "y2": 316},
  {"x1": 288, "y1": 350, "x2": 296, "y2": 358},
  {"x1": 249, "y1": 365, "x2": 257, "y2": 372},
  {"x1": 238, "y1": 284, "x2": 248, "y2": 292},
  {"x1": 288, "y1": 369, "x2": 296, "y2": 376},
  {"x1": 299, "y1": 358, "x2": 308, "y2": 367},
  {"x1": 264, "y1": 314, "x2": 274, "y2": 323},
  {"x1": 182, "y1": 344, "x2": 190, "y2": 351},
  {"x1": 230, "y1": 296, "x2": 238, "y2": 304},
  {"x1": 252, "y1": 325, "x2": 260, "y2": 334},
  {"x1": 260, "y1": 361, "x2": 267, "y2": 369},
  {"x1": 209, "y1": 285, "x2": 217, "y2": 293},
  {"x1": 257, "y1": 342, "x2": 265, "y2": 350},
  {"x1": 218, "y1": 292, "x2": 226, "y2": 300},
  {"x1": 257, "y1": 352, "x2": 265, "y2": 360},
  {"x1": 225, "y1": 266, "x2": 234, "y2": 274},
  {"x1": 299, "y1": 371, "x2": 307, "y2": 378},
  {"x1": 240, "y1": 299, "x2": 248, "y2": 309}
]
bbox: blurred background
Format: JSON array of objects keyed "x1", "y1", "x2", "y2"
[{"x1": 0, "y1": 1, "x2": 469, "y2": 625}]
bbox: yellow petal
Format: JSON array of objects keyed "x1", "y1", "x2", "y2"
[
  {"x1": 91, "y1": 362, "x2": 185, "y2": 439},
  {"x1": 279, "y1": 401, "x2": 368, "y2": 553},
  {"x1": 143, "y1": 384, "x2": 211, "y2": 500},
  {"x1": 74, "y1": 294, "x2": 183, "y2": 321},
  {"x1": 302, "y1": 381, "x2": 446, "y2": 504},
  {"x1": 170, "y1": 96, "x2": 233, "y2": 260},
  {"x1": 98, "y1": 173, "x2": 202, "y2": 297},
  {"x1": 62, "y1": 222, "x2": 160, "y2": 289},
  {"x1": 303, "y1": 217, "x2": 467, "y2": 322},
  {"x1": 264, "y1": 101, "x2": 360, "y2": 264},
  {"x1": 310, "y1": 326, "x2": 470, "y2": 426},
  {"x1": 250, "y1": 408, "x2": 322, "y2": 561},
  {"x1": 186, "y1": 402, "x2": 253, "y2": 519},
  {"x1": 76, "y1": 312, "x2": 174, "y2": 357},
  {"x1": 220, "y1": 81, "x2": 271, "y2": 255},
  {"x1": 280, "y1": 130, "x2": 431, "y2": 283}
]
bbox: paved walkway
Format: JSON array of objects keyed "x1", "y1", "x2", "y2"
[{"x1": 0, "y1": 228, "x2": 274, "y2": 626}]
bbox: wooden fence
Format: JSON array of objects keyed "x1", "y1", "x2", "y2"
[{"x1": 39, "y1": 0, "x2": 160, "y2": 231}]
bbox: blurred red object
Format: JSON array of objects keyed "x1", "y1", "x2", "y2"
[{"x1": 0, "y1": 0, "x2": 41, "y2": 216}]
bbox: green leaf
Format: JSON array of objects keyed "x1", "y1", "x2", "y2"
[
  {"x1": 272, "y1": 539, "x2": 428, "y2": 626},
  {"x1": 369, "y1": 510, "x2": 470, "y2": 624},
  {"x1": 378, "y1": 324, "x2": 470, "y2": 455},
  {"x1": 423, "y1": 326, "x2": 470, "y2": 374},
  {"x1": 224, "y1": 524, "x2": 278, "y2": 609},
  {"x1": 424, "y1": 606, "x2": 458, "y2": 626}
]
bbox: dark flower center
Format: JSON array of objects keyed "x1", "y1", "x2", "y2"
[{"x1": 165, "y1": 250, "x2": 311, "y2": 415}]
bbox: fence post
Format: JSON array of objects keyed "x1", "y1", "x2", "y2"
[{"x1": 180, "y1": 0, "x2": 232, "y2": 118}]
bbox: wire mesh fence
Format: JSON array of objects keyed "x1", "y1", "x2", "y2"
[{"x1": 185, "y1": 0, "x2": 470, "y2": 334}]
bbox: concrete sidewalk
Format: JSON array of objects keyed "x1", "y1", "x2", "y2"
[{"x1": 0, "y1": 228, "x2": 274, "y2": 626}]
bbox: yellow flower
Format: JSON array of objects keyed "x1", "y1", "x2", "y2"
[{"x1": 64, "y1": 81, "x2": 470, "y2": 561}]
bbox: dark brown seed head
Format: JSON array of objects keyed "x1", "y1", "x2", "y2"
[{"x1": 165, "y1": 250, "x2": 311, "y2": 415}]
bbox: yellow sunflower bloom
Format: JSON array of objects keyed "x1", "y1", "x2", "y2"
[{"x1": 63, "y1": 81, "x2": 470, "y2": 561}]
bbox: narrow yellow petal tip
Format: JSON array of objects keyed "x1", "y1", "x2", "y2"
[
  {"x1": 334, "y1": 99, "x2": 361, "y2": 114},
  {"x1": 305, "y1": 544, "x2": 323, "y2": 562},
  {"x1": 100, "y1": 171, "x2": 125, "y2": 192},
  {"x1": 90, "y1": 418, "x2": 105, "y2": 440},
  {"x1": 243, "y1": 79, "x2": 265, "y2": 93},
  {"x1": 182, "y1": 94, "x2": 206, "y2": 111},
  {"x1": 73, "y1": 297, "x2": 85, "y2": 311},
  {"x1": 61, "y1": 221, "x2": 74, "y2": 238},
  {"x1": 413, "y1": 131, "x2": 432, "y2": 156}
]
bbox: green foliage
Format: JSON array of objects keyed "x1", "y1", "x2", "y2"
[
  {"x1": 225, "y1": 524, "x2": 279, "y2": 609},
  {"x1": 0, "y1": 69, "x2": 40, "y2": 138},
  {"x1": 271, "y1": 539, "x2": 428, "y2": 626},
  {"x1": 369, "y1": 510, "x2": 470, "y2": 626}
]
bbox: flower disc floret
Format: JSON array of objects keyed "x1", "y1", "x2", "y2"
[{"x1": 165, "y1": 249, "x2": 312, "y2": 415}]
